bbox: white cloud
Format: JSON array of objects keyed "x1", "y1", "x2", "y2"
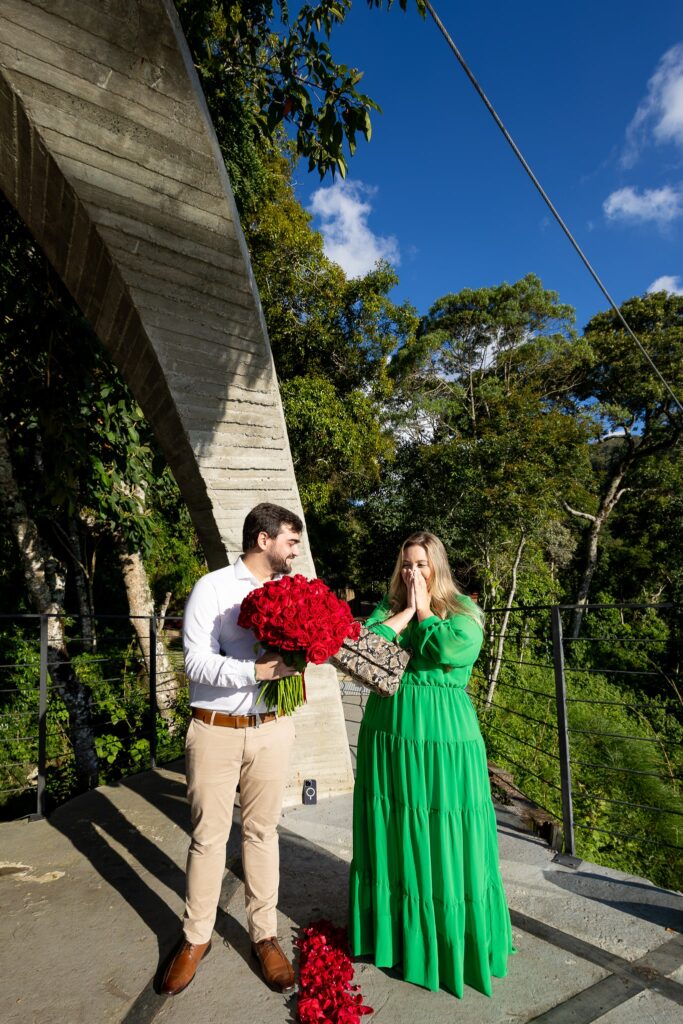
[
  {"x1": 623, "y1": 43, "x2": 683, "y2": 166},
  {"x1": 308, "y1": 180, "x2": 399, "y2": 278},
  {"x1": 603, "y1": 185, "x2": 682, "y2": 225},
  {"x1": 647, "y1": 274, "x2": 683, "y2": 295}
]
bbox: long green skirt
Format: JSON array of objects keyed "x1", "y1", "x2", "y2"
[{"x1": 348, "y1": 674, "x2": 515, "y2": 997}]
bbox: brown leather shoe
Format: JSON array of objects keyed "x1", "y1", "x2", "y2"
[
  {"x1": 160, "y1": 938, "x2": 211, "y2": 995},
  {"x1": 251, "y1": 937, "x2": 296, "y2": 993}
]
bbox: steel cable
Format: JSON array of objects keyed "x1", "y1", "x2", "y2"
[{"x1": 424, "y1": 1, "x2": 683, "y2": 413}]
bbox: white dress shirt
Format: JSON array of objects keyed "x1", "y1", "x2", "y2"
[{"x1": 183, "y1": 556, "x2": 281, "y2": 715}]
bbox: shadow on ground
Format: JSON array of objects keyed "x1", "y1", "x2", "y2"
[
  {"x1": 545, "y1": 868, "x2": 683, "y2": 932},
  {"x1": 47, "y1": 760, "x2": 352, "y2": 1001}
]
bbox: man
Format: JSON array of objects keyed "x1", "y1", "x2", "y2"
[{"x1": 161, "y1": 502, "x2": 303, "y2": 996}]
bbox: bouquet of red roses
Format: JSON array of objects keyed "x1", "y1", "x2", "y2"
[{"x1": 237, "y1": 574, "x2": 360, "y2": 715}]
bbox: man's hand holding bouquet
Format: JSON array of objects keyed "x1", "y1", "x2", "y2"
[{"x1": 238, "y1": 574, "x2": 360, "y2": 715}]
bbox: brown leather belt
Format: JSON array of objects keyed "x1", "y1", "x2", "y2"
[{"x1": 191, "y1": 707, "x2": 278, "y2": 729}]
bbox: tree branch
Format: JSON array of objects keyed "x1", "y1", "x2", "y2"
[{"x1": 563, "y1": 500, "x2": 596, "y2": 523}]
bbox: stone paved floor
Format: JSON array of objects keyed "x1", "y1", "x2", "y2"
[{"x1": 1, "y1": 759, "x2": 682, "y2": 1024}]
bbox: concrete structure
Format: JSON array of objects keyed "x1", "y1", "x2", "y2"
[{"x1": 0, "y1": 0, "x2": 353, "y2": 799}]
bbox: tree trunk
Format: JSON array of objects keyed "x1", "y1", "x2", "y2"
[
  {"x1": 116, "y1": 543, "x2": 181, "y2": 718},
  {"x1": 0, "y1": 426, "x2": 99, "y2": 790},
  {"x1": 485, "y1": 533, "x2": 526, "y2": 707},
  {"x1": 566, "y1": 466, "x2": 630, "y2": 639},
  {"x1": 67, "y1": 518, "x2": 97, "y2": 652},
  {"x1": 157, "y1": 590, "x2": 172, "y2": 633}
]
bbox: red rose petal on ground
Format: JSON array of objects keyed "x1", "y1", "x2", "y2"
[{"x1": 296, "y1": 919, "x2": 373, "y2": 1023}]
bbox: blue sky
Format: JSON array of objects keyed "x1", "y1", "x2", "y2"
[{"x1": 294, "y1": 1, "x2": 683, "y2": 332}]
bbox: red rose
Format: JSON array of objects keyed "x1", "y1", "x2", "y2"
[
  {"x1": 296, "y1": 919, "x2": 373, "y2": 1023},
  {"x1": 347, "y1": 620, "x2": 361, "y2": 641},
  {"x1": 237, "y1": 575, "x2": 358, "y2": 668},
  {"x1": 306, "y1": 640, "x2": 332, "y2": 664}
]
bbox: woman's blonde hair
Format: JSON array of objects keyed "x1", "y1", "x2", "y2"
[{"x1": 388, "y1": 532, "x2": 484, "y2": 627}]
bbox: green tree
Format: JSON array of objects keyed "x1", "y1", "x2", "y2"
[
  {"x1": 377, "y1": 276, "x2": 592, "y2": 696},
  {"x1": 241, "y1": 152, "x2": 418, "y2": 583},
  {"x1": 176, "y1": 0, "x2": 379, "y2": 187},
  {"x1": 173, "y1": 2, "x2": 427, "y2": 212},
  {"x1": 604, "y1": 450, "x2": 683, "y2": 607},
  {"x1": 565, "y1": 291, "x2": 683, "y2": 636},
  {"x1": 387, "y1": 275, "x2": 590, "y2": 591},
  {"x1": 0, "y1": 198, "x2": 192, "y2": 717}
]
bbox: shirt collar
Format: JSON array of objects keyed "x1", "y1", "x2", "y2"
[{"x1": 234, "y1": 555, "x2": 282, "y2": 586}]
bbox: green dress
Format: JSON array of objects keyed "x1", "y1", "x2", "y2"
[{"x1": 348, "y1": 595, "x2": 514, "y2": 997}]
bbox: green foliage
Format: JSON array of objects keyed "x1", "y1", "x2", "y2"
[
  {"x1": 579, "y1": 292, "x2": 683, "y2": 432},
  {"x1": 601, "y1": 451, "x2": 683, "y2": 606},
  {"x1": 143, "y1": 473, "x2": 206, "y2": 613},
  {"x1": 0, "y1": 197, "x2": 160, "y2": 555},
  {"x1": 244, "y1": 154, "x2": 417, "y2": 393},
  {"x1": 175, "y1": 1, "x2": 387, "y2": 183},
  {"x1": 282, "y1": 374, "x2": 392, "y2": 512},
  {"x1": 241, "y1": 151, "x2": 417, "y2": 583},
  {"x1": 469, "y1": 608, "x2": 683, "y2": 892},
  {"x1": 0, "y1": 193, "x2": 206, "y2": 629},
  {"x1": 0, "y1": 625, "x2": 189, "y2": 817},
  {"x1": 155, "y1": 688, "x2": 191, "y2": 765},
  {"x1": 371, "y1": 275, "x2": 593, "y2": 601}
]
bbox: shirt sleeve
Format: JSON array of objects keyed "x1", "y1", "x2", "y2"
[
  {"x1": 364, "y1": 595, "x2": 398, "y2": 642},
  {"x1": 183, "y1": 577, "x2": 257, "y2": 690},
  {"x1": 413, "y1": 609, "x2": 483, "y2": 667}
]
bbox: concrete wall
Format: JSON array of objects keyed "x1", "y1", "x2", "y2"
[
  {"x1": 0, "y1": 0, "x2": 353, "y2": 799},
  {"x1": 0, "y1": 0, "x2": 312, "y2": 571}
]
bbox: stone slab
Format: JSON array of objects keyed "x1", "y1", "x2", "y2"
[{"x1": 1, "y1": 766, "x2": 681, "y2": 1024}]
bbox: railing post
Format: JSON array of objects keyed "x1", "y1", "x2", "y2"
[
  {"x1": 551, "y1": 605, "x2": 575, "y2": 856},
  {"x1": 30, "y1": 614, "x2": 48, "y2": 821},
  {"x1": 149, "y1": 615, "x2": 157, "y2": 770}
]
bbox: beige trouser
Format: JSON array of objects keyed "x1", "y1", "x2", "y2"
[{"x1": 182, "y1": 714, "x2": 295, "y2": 945}]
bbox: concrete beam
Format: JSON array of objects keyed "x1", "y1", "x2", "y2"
[{"x1": 0, "y1": 0, "x2": 354, "y2": 798}]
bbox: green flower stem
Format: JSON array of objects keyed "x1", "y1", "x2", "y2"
[{"x1": 259, "y1": 673, "x2": 305, "y2": 716}]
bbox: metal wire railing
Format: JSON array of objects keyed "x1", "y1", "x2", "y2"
[
  {"x1": 3, "y1": 602, "x2": 681, "y2": 887},
  {"x1": 466, "y1": 602, "x2": 682, "y2": 888},
  {"x1": 0, "y1": 613, "x2": 188, "y2": 820},
  {"x1": 339, "y1": 600, "x2": 682, "y2": 887}
]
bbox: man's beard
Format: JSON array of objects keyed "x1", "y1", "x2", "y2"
[{"x1": 268, "y1": 553, "x2": 293, "y2": 575}]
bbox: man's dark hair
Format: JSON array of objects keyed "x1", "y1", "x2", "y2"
[{"x1": 242, "y1": 502, "x2": 303, "y2": 552}]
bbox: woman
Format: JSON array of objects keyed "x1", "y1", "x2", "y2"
[{"x1": 349, "y1": 532, "x2": 514, "y2": 997}]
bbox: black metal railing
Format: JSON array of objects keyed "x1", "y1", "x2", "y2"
[
  {"x1": 0, "y1": 613, "x2": 188, "y2": 821},
  {"x1": 465, "y1": 601, "x2": 682, "y2": 890},
  {"x1": 336, "y1": 601, "x2": 682, "y2": 886},
  {"x1": 3, "y1": 602, "x2": 681, "y2": 888}
]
